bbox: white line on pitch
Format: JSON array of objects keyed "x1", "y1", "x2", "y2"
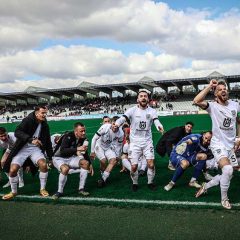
[{"x1": 1, "y1": 193, "x2": 240, "y2": 207}]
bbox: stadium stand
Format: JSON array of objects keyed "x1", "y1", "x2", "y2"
[{"x1": 1, "y1": 71, "x2": 240, "y2": 120}]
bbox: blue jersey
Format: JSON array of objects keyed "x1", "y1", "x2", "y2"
[{"x1": 172, "y1": 134, "x2": 208, "y2": 157}]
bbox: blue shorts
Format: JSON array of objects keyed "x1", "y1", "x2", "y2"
[{"x1": 170, "y1": 151, "x2": 197, "y2": 167}]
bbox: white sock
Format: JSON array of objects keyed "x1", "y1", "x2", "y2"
[
  {"x1": 57, "y1": 173, "x2": 67, "y2": 193},
  {"x1": 69, "y1": 169, "x2": 81, "y2": 174},
  {"x1": 205, "y1": 174, "x2": 221, "y2": 189},
  {"x1": 102, "y1": 171, "x2": 110, "y2": 182},
  {"x1": 147, "y1": 168, "x2": 155, "y2": 184},
  {"x1": 39, "y1": 172, "x2": 48, "y2": 190},
  {"x1": 122, "y1": 159, "x2": 131, "y2": 171},
  {"x1": 9, "y1": 176, "x2": 18, "y2": 194},
  {"x1": 190, "y1": 177, "x2": 196, "y2": 183},
  {"x1": 17, "y1": 168, "x2": 24, "y2": 183},
  {"x1": 220, "y1": 165, "x2": 233, "y2": 201},
  {"x1": 130, "y1": 170, "x2": 138, "y2": 184},
  {"x1": 79, "y1": 168, "x2": 88, "y2": 190}
]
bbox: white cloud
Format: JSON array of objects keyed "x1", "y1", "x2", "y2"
[
  {"x1": 0, "y1": 45, "x2": 183, "y2": 83},
  {"x1": 0, "y1": 0, "x2": 239, "y2": 93},
  {"x1": 0, "y1": 0, "x2": 239, "y2": 61}
]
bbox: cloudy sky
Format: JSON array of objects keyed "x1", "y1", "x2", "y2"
[{"x1": 0, "y1": 0, "x2": 239, "y2": 92}]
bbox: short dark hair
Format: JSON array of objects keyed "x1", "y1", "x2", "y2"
[
  {"x1": 185, "y1": 121, "x2": 194, "y2": 127},
  {"x1": 34, "y1": 105, "x2": 48, "y2": 111},
  {"x1": 0, "y1": 127, "x2": 7, "y2": 135},
  {"x1": 202, "y1": 130, "x2": 212, "y2": 135},
  {"x1": 122, "y1": 123, "x2": 129, "y2": 130},
  {"x1": 74, "y1": 122, "x2": 85, "y2": 129},
  {"x1": 217, "y1": 81, "x2": 226, "y2": 87},
  {"x1": 111, "y1": 116, "x2": 120, "y2": 122},
  {"x1": 102, "y1": 116, "x2": 110, "y2": 120},
  {"x1": 137, "y1": 90, "x2": 150, "y2": 97}
]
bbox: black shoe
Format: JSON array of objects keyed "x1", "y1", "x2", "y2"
[
  {"x1": 97, "y1": 178, "x2": 106, "y2": 188},
  {"x1": 52, "y1": 192, "x2": 63, "y2": 200},
  {"x1": 148, "y1": 183, "x2": 157, "y2": 191},
  {"x1": 138, "y1": 170, "x2": 145, "y2": 177},
  {"x1": 132, "y1": 184, "x2": 138, "y2": 192}
]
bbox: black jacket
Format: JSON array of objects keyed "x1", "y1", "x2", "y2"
[
  {"x1": 54, "y1": 131, "x2": 90, "y2": 162},
  {"x1": 156, "y1": 126, "x2": 190, "y2": 157},
  {"x1": 4, "y1": 111, "x2": 53, "y2": 172}
]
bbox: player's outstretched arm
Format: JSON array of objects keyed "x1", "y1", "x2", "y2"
[{"x1": 193, "y1": 79, "x2": 218, "y2": 109}]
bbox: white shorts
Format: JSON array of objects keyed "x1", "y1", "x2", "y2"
[
  {"x1": 211, "y1": 146, "x2": 238, "y2": 167},
  {"x1": 128, "y1": 142, "x2": 154, "y2": 165},
  {"x1": 122, "y1": 142, "x2": 129, "y2": 154},
  {"x1": 206, "y1": 158, "x2": 218, "y2": 170},
  {"x1": 11, "y1": 145, "x2": 45, "y2": 167},
  {"x1": 53, "y1": 155, "x2": 84, "y2": 171},
  {"x1": 95, "y1": 145, "x2": 116, "y2": 161},
  {"x1": 112, "y1": 145, "x2": 122, "y2": 159}
]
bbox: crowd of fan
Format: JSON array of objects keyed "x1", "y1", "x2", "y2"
[{"x1": 0, "y1": 95, "x2": 134, "y2": 118}]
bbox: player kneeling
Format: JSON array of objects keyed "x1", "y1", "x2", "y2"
[{"x1": 52, "y1": 122, "x2": 93, "y2": 199}]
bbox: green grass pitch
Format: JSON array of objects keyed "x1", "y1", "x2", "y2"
[{"x1": 1, "y1": 114, "x2": 240, "y2": 239}]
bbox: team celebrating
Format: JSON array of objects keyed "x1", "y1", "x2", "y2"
[{"x1": 1, "y1": 79, "x2": 240, "y2": 210}]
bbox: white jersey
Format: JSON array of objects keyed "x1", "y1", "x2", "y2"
[
  {"x1": 91, "y1": 123, "x2": 124, "y2": 152},
  {"x1": 206, "y1": 100, "x2": 240, "y2": 149},
  {"x1": 116, "y1": 105, "x2": 162, "y2": 144},
  {"x1": 0, "y1": 132, "x2": 16, "y2": 153}
]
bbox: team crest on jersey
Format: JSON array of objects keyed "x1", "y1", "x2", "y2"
[
  {"x1": 223, "y1": 118, "x2": 231, "y2": 127},
  {"x1": 191, "y1": 136, "x2": 197, "y2": 140},
  {"x1": 146, "y1": 114, "x2": 151, "y2": 119},
  {"x1": 231, "y1": 110, "x2": 236, "y2": 117},
  {"x1": 139, "y1": 121, "x2": 146, "y2": 129}
]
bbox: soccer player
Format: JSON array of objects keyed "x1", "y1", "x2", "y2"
[
  {"x1": 90, "y1": 116, "x2": 124, "y2": 187},
  {"x1": 194, "y1": 79, "x2": 240, "y2": 209},
  {"x1": 115, "y1": 90, "x2": 164, "y2": 191},
  {"x1": 2, "y1": 105, "x2": 53, "y2": 200},
  {"x1": 156, "y1": 122, "x2": 194, "y2": 170},
  {"x1": 52, "y1": 122, "x2": 92, "y2": 199},
  {"x1": 164, "y1": 131, "x2": 212, "y2": 191},
  {"x1": 0, "y1": 127, "x2": 24, "y2": 188}
]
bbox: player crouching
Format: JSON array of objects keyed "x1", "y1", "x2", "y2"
[{"x1": 52, "y1": 122, "x2": 93, "y2": 199}]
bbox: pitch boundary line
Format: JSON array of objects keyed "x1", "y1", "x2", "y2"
[{"x1": 1, "y1": 193, "x2": 240, "y2": 207}]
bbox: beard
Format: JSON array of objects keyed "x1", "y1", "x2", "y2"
[{"x1": 139, "y1": 100, "x2": 148, "y2": 108}]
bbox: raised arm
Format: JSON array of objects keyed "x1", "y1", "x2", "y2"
[{"x1": 193, "y1": 79, "x2": 218, "y2": 109}]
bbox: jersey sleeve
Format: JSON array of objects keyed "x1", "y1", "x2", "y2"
[
  {"x1": 205, "y1": 101, "x2": 212, "y2": 113},
  {"x1": 237, "y1": 102, "x2": 240, "y2": 113},
  {"x1": 96, "y1": 124, "x2": 108, "y2": 136},
  {"x1": 152, "y1": 109, "x2": 163, "y2": 130},
  {"x1": 115, "y1": 107, "x2": 134, "y2": 126},
  {"x1": 189, "y1": 135, "x2": 200, "y2": 144}
]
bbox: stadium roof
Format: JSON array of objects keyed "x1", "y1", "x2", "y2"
[{"x1": 0, "y1": 71, "x2": 240, "y2": 103}]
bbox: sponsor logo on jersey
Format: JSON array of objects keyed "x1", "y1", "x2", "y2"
[{"x1": 220, "y1": 110, "x2": 226, "y2": 116}]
